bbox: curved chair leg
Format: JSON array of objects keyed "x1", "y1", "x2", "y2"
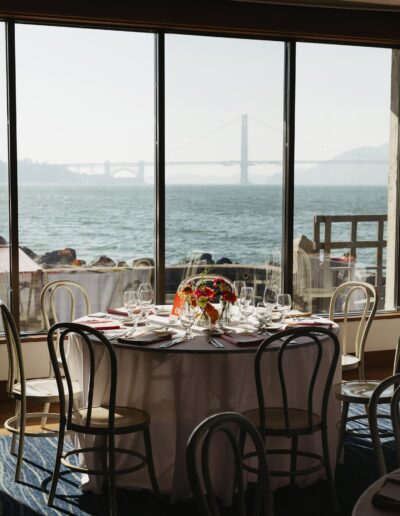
[
  {"x1": 41, "y1": 402, "x2": 51, "y2": 429},
  {"x1": 108, "y1": 434, "x2": 117, "y2": 516},
  {"x1": 143, "y1": 427, "x2": 161, "y2": 496},
  {"x1": 322, "y1": 425, "x2": 339, "y2": 514},
  {"x1": 15, "y1": 399, "x2": 26, "y2": 482},
  {"x1": 336, "y1": 401, "x2": 349, "y2": 465},
  {"x1": 48, "y1": 418, "x2": 66, "y2": 506},
  {"x1": 290, "y1": 436, "x2": 298, "y2": 488},
  {"x1": 10, "y1": 400, "x2": 20, "y2": 455}
]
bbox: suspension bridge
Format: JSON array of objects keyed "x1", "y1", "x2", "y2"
[{"x1": 60, "y1": 114, "x2": 388, "y2": 185}]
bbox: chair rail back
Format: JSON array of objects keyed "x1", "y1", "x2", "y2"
[
  {"x1": 329, "y1": 281, "x2": 378, "y2": 378},
  {"x1": 0, "y1": 301, "x2": 25, "y2": 398},
  {"x1": 255, "y1": 327, "x2": 340, "y2": 437},
  {"x1": 186, "y1": 411, "x2": 273, "y2": 516},
  {"x1": 41, "y1": 280, "x2": 91, "y2": 330},
  {"x1": 47, "y1": 322, "x2": 117, "y2": 434},
  {"x1": 369, "y1": 372, "x2": 400, "y2": 477}
]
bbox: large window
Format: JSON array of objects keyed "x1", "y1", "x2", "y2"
[
  {"x1": 15, "y1": 25, "x2": 155, "y2": 330},
  {"x1": 293, "y1": 43, "x2": 391, "y2": 313},
  {"x1": 0, "y1": 20, "x2": 398, "y2": 330},
  {"x1": 165, "y1": 35, "x2": 284, "y2": 301}
]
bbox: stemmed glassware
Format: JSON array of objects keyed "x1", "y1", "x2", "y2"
[
  {"x1": 276, "y1": 293, "x2": 292, "y2": 322},
  {"x1": 123, "y1": 290, "x2": 141, "y2": 336},
  {"x1": 255, "y1": 302, "x2": 273, "y2": 331},
  {"x1": 178, "y1": 301, "x2": 196, "y2": 340},
  {"x1": 234, "y1": 281, "x2": 246, "y2": 321},
  {"x1": 263, "y1": 286, "x2": 279, "y2": 307},
  {"x1": 238, "y1": 286, "x2": 255, "y2": 334},
  {"x1": 138, "y1": 283, "x2": 154, "y2": 328}
]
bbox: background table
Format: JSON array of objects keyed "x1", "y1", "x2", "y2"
[
  {"x1": 352, "y1": 469, "x2": 400, "y2": 515},
  {"x1": 69, "y1": 328, "x2": 341, "y2": 503}
]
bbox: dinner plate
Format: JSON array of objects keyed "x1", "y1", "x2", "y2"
[{"x1": 265, "y1": 323, "x2": 285, "y2": 331}]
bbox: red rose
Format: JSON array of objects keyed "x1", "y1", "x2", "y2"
[
  {"x1": 222, "y1": 291, "x2": 237, "y2": 303},
  {"x1": 195, "y1": 286, "x2": 214, "y2": 300}
]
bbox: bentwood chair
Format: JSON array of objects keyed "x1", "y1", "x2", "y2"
[
  {"x1": 335, "y1": 337, "x2": 400, "y2": 465},
  {"x1": 242, "y1": 327, "x2": 340, "y2": 513},
  {"x1": 47, "y1": 322, "x2": 160, "y2": 515},
  {"x1": 369, "y1": 373, "x2": 400, "y2": 477},
  {"x1": 0, "y1": 301, "x2": 81, "y2": 482},
  {"x1": 186, "y1": 412, "x2": 274, "y2": 516},
  {"x1": 329, "y1": 281, "x2": 378, "y2": 379}
]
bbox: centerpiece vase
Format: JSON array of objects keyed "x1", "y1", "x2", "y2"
[{"x1": 219, "y1": 300, "x2": 232, "y2": 324}]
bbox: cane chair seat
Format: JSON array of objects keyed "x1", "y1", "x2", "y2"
[
  {"x1": 12, "y1": 378, "x2": 81, "y2": 403},
  {"x1": 335, "y1": 380, "x2": 394, "y2": 404},
  {"x1": 71, "y1": 406, "x2": 150, "y2": 432},
  {"x1": 244, "y1": 407, "x2": 321, "y2": 434},
  {"x1": 342, "y1": 354, "x2": 360, "y2": 371}
]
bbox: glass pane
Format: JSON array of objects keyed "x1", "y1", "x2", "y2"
[
  {"x1": 165, "y1": 35, "x2": 285, "y2": 303},
  {"x1": 16, "y1": 25, "x2": 155, "y2": 330},
  {"x1": 0, "y1": 23, "x2": 10, "y2": 326},
  {"x1": 294, "y1": 43, "x2": 391, "y2": 313}
]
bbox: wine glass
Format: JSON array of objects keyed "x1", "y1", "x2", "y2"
[
  {"x1": 123, "y1": 290, "x2": 141, "y2": 335},
  {"x1": 276, "y1": 293, "x2": 292, "y2": 321},
  {"x1": 234, "y1": 281, "x2": 246, "y2": 321},
  {"x1": 239, "y1": 286, "x2": 255, "y2": 333},
  {"x1": 263, "y1": 286, "x2": 279, "y2": 307},
  {"x1": 255, "y1": 302, "x2": 273, "y2": 331},
  {"x1": 138, "y1": 286, "x2": 154, "y2": 328},
  {"x1": 178, "y1": 301, "x2": 196, "y2": 340}
]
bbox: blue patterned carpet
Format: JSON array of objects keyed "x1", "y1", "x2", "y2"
[{"x1": 0, "y1": 404, "x2": 396, "y2": 515}]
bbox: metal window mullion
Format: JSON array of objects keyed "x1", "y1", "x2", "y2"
[
  {"x1": 282, "y1": 41, "x2": 296, "y2": 295},
  {"x1": 5, "y1": 22, "x2": 20, "y2": 328},
  {"x1": 155, "y1": 33, "x2": 165, "y2": 304}
]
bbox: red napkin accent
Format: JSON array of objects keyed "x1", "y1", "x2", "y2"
[
  {"x1": 221, "y1": 334, "x2": 265, "y2": 347},
  {"x1": 107, "y1": 307, "x2": 129, "y2": 316},
  {"x1": 83, "y1": 320, "x2": 121, "y2": 330}
]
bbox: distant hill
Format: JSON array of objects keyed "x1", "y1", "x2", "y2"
[{"x1": 266, "y1": 143, "x2": 389, "y2": 186}]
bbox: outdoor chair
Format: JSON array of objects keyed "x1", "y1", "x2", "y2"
[
  {"x1": 47, "y1": 322, "x2": 160, "y2": 515},
  {"x1": 1, "y1": 300, "x2": 81, "y2": 481},
  {"x1": 186, "y1": 411, "x2": 274, "y2": 516}
]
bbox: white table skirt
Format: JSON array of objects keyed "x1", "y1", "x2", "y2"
[{"x1": 69, "y1": 333, "x2": 341, "y2": 503}]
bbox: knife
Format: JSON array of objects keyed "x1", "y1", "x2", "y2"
[{"x1": 159, "y1": 337, "x2": 185, "y2": 349}]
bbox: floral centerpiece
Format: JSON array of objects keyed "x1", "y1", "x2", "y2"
[{"x1": 179, "y1": 273, "x2": 237, "y2": 326}]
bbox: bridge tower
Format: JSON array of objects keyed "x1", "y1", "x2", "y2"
[{"x1": 240, "y1": 114, "x2": 249, "y2": 185}]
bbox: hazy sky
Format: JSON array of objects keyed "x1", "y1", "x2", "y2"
[{"x1": 0, "y1": 23, "x2": 392, "y2": 183}]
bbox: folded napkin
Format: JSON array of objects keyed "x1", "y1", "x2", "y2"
[
  {"x1": 118, "y1": 330, "x2": 175, "y2": 345},
  {"x1": 81, "y1": 319, "x2": 121, "y2": 330},
  {"x1": 285, "y1": 317, "x2": 335, "y2": 328},
  {"x1": 221, "y1": 334, "x2": 265, "y2": 347},
  {"x1": 372, "y1": 476, "x2": 400, "y2": 510},
  {"x1": 107, "y1": 307, "x2": 129, "y2": 316}
]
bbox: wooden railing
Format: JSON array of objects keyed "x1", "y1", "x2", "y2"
[{"x1": 313, "y1": 214, "x2": 387, "y2": 292}]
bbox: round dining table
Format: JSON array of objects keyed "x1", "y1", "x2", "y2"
[
  {"x1": 69, "y1": 316, "x2": 341, "y2": 504},
  {"x1": 352, "y1": 469, "x2": 400, "y2": 515}
]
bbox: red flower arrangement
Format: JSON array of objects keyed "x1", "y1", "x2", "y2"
[{"x1": 179, "y1": 274, "x2": 237, "y2": 324}]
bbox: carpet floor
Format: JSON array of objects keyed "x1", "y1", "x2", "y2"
[{"x1": 0, "y1": 404, "x2": 396, "y2": 516}]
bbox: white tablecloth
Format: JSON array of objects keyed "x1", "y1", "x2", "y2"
[{"x1": 69, "y1": 331, "x2": 341, "y2": 503}]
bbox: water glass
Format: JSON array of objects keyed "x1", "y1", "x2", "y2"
[
  {"x1": 123, "y1": 290, "x2": 141, "y2": 335},
  {"x1": 178, "y1": 302, "x2": 196, "y2": 340},
  {"x1": 263, "y1": 286, "x2": 279, "y2": 307},
  {"x1": 276, "y1": 293, "x2": 292, "y2": 321},
  {"x1": 138, "y1": 286, "x2": 154, "y2": 327},
  {"x1": 239, "y1": 287, "x2": 255, "y2": 333},
  {"x1": 233, "y1": 281, "x2": 246, "y2": 321},
  {"x1": 256, "y1": 302, "x2": 273, "y2": 329}
]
